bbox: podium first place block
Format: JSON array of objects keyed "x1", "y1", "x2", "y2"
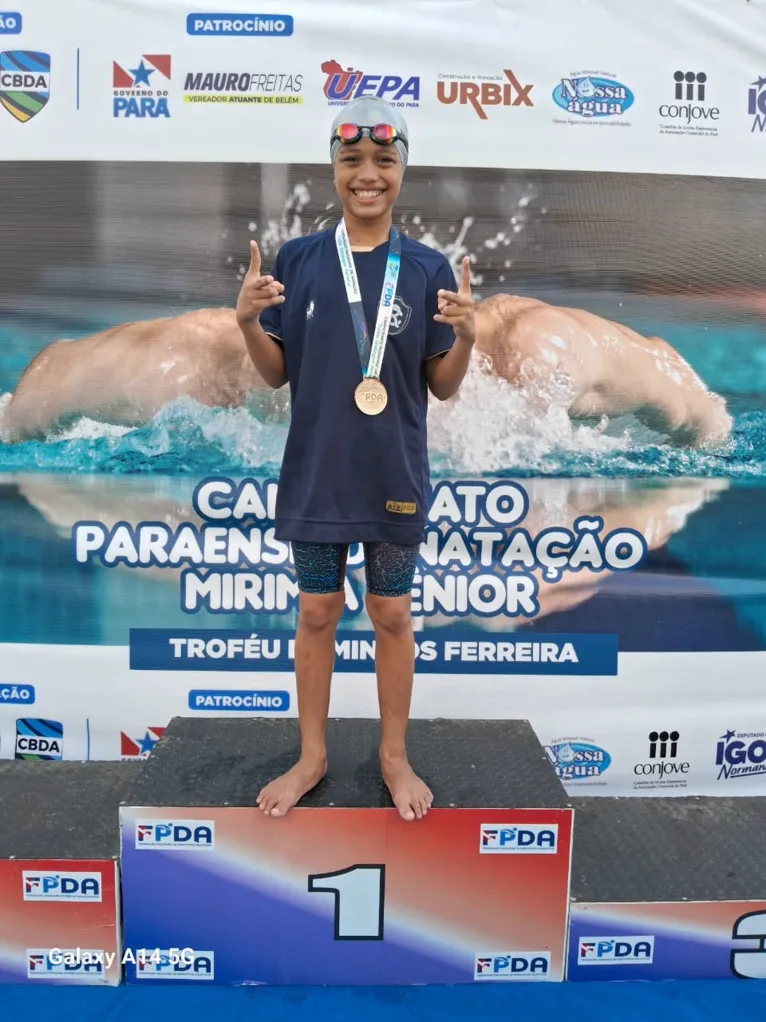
[{"x1": 120, "y1": 717, "x2": 574, "y2": 986}]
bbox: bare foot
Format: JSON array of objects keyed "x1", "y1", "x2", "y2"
[
  {"x1": 380, "y1": 752, "x2": 433, "y2": 821},
  {"x1": 256, "y1": 755, "x2": 327, "y2": 817}
]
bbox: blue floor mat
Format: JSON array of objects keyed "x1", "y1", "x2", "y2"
[{"x1": 2, "y1": 980, "x2": 766, "y2": 1022}]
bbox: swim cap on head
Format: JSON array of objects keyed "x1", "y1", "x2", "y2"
[{"x1": 330, "y1": 96, "x2": 409, "y2": 170}]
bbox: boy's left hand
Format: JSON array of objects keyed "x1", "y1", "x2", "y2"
[{"x1": 434, "y1": 256, "x2": 476, "y2": 345}]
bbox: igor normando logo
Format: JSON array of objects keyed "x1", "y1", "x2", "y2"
[{"x1": 716, "y1": 729, "x2": 766, "y2": 780}]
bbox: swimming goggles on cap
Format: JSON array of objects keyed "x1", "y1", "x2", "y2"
[{"x1": 331, "y1": 123, "x2": 408, "y2": 148}]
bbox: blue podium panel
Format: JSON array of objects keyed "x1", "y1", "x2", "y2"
[
  {"x1": 120, "y1": 806, "x2": 573, "y2": 985},
  {"x1": 568, "y1": 901, "x2": 766, "y2": 981}
]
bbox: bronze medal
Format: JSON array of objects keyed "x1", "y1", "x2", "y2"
[{"x1": 354, "y1": 378, "x2": 388, "y2": 415}]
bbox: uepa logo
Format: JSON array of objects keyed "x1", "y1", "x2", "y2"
[
  {"x1": 23, "y1": 871, "x2": 102, "y2": 902},
  {"x1": 321, "y1": 59, "x2": 419, "y2": 107},
  {"x1": 474, "y1": 952, "x2": 551, "y2": 980},
  {"x1": 135, "y1": 819, "x2": 215, "y2": 849},
  {"x1": 578, "y1": 936, "x2": 654, "y2": 965},
  {"x1": 479, "y1": 823, "x2": 558, "y2": 854}
]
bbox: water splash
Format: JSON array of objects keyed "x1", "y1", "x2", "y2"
[{"x1": 0, "y1": 178, "x2": 760, "y2": 478}]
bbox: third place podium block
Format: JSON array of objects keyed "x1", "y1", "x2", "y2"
[{"x1": 119, "y1": 718, "x2": 573, "y2": 985}]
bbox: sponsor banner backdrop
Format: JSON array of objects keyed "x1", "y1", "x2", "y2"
[
  {"x1": 1, "y1": 0, "x2": 766, "y2": 799},
  {"x1": 120, "y1": 806, "x2": 573, "y2": 984},
  {"x1": 568, "y1": 902, "x2": 766, "y2": 981},
  {"x1": 1, "y1": 0, "x2": 766, "y2": 176},
  {"x1": 0, "y1": 859, "x2": 121, "y2": 985}
]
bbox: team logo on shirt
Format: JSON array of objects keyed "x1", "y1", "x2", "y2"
[{"x1": 389, "y1": 294, "x2": 412, "y2": 335}]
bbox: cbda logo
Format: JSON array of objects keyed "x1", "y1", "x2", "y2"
[
  {"x1": 15, "y1": 718, "x2": 62, "y2": 760},
  {"x1": 474, "y1": 952, "x2": 551, "y2": 980},
  {"x1": 113, "y1": 54, "x2": 171, "y2": 118},
  {"x1": 136, "y1": 950, "x2": 215, "y2": 980},
  {"x1": 0, "y1": 12, "x2": 21, "y2": 34},
  {"x1": 187, "y1": 14, "x2": 292, "y2": 36},
  {"x1": 545, "y1": 738, "x2": 610, "y2": 781},
  {"x1": 135, "y1": 819, "x2": 214, "y2": 849},
  {"x1": 578, "y1": 936, "x2": 654, "y2": 965},
  {"x1": 716, "y1": 729, "x2": 766, "y2": 780},
  {"x1": 553, "y1": 73, "x2": 634, "y2": 118},
  {"x1": 23, "y1": 871, "x2": 102, "y2": 902},
  {"x1": 479, "y1": 823, "x2": 558, "y2": 854},
  {"x1": 321, "y1": 59, "x2": 419, "y2": 107},
  {"x1": 0, "y1": 51, "x2": 50, "y2": 122}
]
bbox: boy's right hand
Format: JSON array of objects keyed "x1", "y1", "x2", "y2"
[{"x1": 235, "y1": 241, "x2": 285, "y2": 325}]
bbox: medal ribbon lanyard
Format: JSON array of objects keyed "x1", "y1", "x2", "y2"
[{"x1": 335, "y1": 220, "x2": 401, "y2": 380}]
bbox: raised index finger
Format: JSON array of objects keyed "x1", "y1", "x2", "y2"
[
  {"x1": 459, "y1": 255, "x2": 472, "y2": 294},
  {"x1": 248, "y1": 239, "x2": 261, "y2": 275}
]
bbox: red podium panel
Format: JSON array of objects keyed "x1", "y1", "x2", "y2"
[
  {"x1": 0, "y1": 859, "x2": 121, "y2": 985},
  {"x1": 121, "y1": 806, "x2": 573, "y2": 984}
]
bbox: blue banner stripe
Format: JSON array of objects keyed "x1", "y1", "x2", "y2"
[{"x1": 130, "y1": 629, "x2": 618, "y2": 675}]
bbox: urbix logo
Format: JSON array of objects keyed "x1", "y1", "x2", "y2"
[
  {"x1": 436, "y1": 70, "x2": 533, "y2": 120},
  {"x1": 474, "y1": 952, "x2": 551, "y2": 980},
  {"x1": 321, "y1": 59, "x2": 419, "y2": 107},
  {"x1": 135, "y1": 819, "x2": 215, "y2": 849},
  {"x1": 113, "y1": 55, "x2": 171, "y2": 118},
  {"x1": 23, "y1": 871, "x2": 102, "y2": 902},
  {"x1": 479, "y1": 823, "x2": 558, "y2": 854},
  {"x1": 578, "y1": 936, "x2": 654, "y2": 965}
]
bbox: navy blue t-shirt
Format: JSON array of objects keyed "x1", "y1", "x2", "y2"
[{"x1": 258, "y1": 226, "x2": 457, "y2": 545}]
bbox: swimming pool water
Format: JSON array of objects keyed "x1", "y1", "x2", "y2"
[{"x1": 1, "y1": 293, "x2": 766, "y2": 479}]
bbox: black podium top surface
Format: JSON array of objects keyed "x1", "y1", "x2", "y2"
[
  {"x1": 571, "y1": 795, "x2": 766, "y2": 902},
  {"x1": 0, "y1": 761, "x2": 142, "y2": 859},
  {"x1": 124, "y1": 717, "x2": 569, "y2": 810}
]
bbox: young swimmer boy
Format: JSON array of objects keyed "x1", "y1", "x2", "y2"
[{"x1": 235, "y1": 96, "x2": 476, "y2": 821}]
